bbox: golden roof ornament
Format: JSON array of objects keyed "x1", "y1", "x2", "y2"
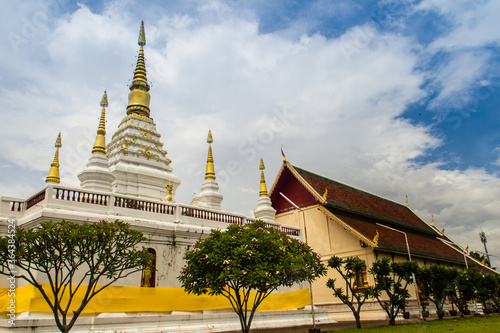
[
  {"x1": 92, "y1": 91, "x2": 107, "y2": 155},
  {"x1": 259, "y1": 158, "x2": 268, "y2": 197},
  {"x1": 322, "y1": 188, "x2": 328, "y2": 201},
  {"x1": 126, "y1": 21, "x2": 151, "y2": 118},
  {"x1": 45, "y1": 132, "x2": 62, "y2": 183},
  {"x1": 281, "y1": 144, "x2": 286, "y2": 162},
  {"x1": 163, "y1": 181, "x2": 173, "y2": 202},
  {"x1": 372, "y1": 230, "x2": 379, "y2": 245},
  {"x1": 205, "y1": 130, "x2": 216, "y2": 180}
]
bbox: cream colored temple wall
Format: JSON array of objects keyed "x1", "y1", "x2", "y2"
[
  {"x1": 275, "y1": 205, "x2": 377, "y2": 304},
  {"x1": 274, "y1": 204, "x2": 469, "y2": 305}
]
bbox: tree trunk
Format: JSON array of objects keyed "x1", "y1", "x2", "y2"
[
  {"x1": 354, "y1": 311, "x2": 361, "y2": 329},
  {"x1": 389, "y1": 317, "x2": 396, "y2": 326},
  {"x1": 437, "y1": 310, "x2": 445, "y2": 319}
]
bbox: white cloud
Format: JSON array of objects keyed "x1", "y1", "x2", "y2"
[{"x1": 418, "y1": 0, "x2": 500, "y2": 50}]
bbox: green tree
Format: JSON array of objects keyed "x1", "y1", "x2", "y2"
[
  {"x1": 449, "y1": 268, "x2": 480, "y2": 316},
  {"x1": 0, "y1": 220, "x2": 154, "y2": 333},
  {"x1": 469, "y1": 251, "x2": 490, "y2": 267},
  {"x1": 476, "y1": 273, "x2": 500, "y2": 313},
  {"x1": 416, "y1": 264, "x2": 458, "y2": 319},
  {"x1": 370, "y1": 258, "x2": 418, "y2": 326},
  {"x1": 326, "y1": 256, "x2": 371, "y2": 329},
  {"x1": 178, "y1": 220, "x2": 326, "y2": 333}
]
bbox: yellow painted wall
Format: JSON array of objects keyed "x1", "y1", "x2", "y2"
[{"x1": 0, "y1": 284, "x2": 311, "y2": 314}]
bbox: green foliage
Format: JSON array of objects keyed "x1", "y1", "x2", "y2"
[
  {"x1": 476, "y1": 273, "x2": 500, "y2": 313},
  {"x1": 469, "y1": 251, "x2": 490, "y2": 267},
  {"x1": 415, "y1": 264, "x2": 459, "y2": 319},
  {"x1": 449, "y1": 268, "x2": 481, "y2": 314},
  {"x1": 0, "y1": 220, "x2": 154, "y2": 333},
  {"x1": 178, "y1": 220, "x2": 326, "y2": 333},
  {"x1": 370, "y1": 258, "x2": 418, "y2": 326},
  {"x1": 326, "y1": 256, "x2": 371, "y2": 329}
]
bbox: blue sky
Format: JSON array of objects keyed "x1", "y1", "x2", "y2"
[{"x1": 1, "y1": 0, "x2": 499, "y2": 267}]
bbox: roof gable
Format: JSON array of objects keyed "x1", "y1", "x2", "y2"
[{"x1": 269, "y1": 164, "x2": 317, "y2": 213}]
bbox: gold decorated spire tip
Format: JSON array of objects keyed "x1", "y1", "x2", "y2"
[
  {"x1": 138, "y1": 20, "x2": 146, "y2": 46},
  {"x1": 126, "y1": 21, "x2": 151, "y2": 118},
  {"x1": 100, "y1": 90, "x2": 108, "y2": 108},
  {"x1": 205, "y1": 130, "x2": 215, "y2": 180},
  {"x1": 281, "y1": 144, "x2": 286, "y2": 162},
  {"x1": 92, "y1": 93, "x2": 107, "y2": 155},
  {"x1": 55, "y1": 132, "x2": 62, "y2": 148},
  {"x1": 259, "y1": 158, "x2": 268, "y2": 196},
  {"x1": 46, "y1": 132, "x2": 62, "y2": 184}
]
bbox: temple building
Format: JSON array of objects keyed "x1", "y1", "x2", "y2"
[
  {"x1": 0, "y1": 21, "x2": 497, "y2": 332},
  {"x1": 269, "y1": 160, "x2": 498, "y2": 318},
  {"x1": 0, "y1": 22, "x2": 322, "y2": 332}
]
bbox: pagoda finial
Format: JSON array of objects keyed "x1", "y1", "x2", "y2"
[
  {"x1": 281, "y1": 144, "x2": 286, "y2": 162},
  {"x1": 138, "y1": 20, "x2": 146, "y2": 46},
  {"x1": 46, "y1": 132, "x2": 62, "y2": 184},
  {"x1": 92, "y1": 91, "x2": 107, "y2": 155},
  {"x1": 259, "y1": 158, "x2": 268, "y2": 196},
  {"x1": 126, "y1": 21, "x2": 151, "y2": 118},
  {"x1": 205, "y1": 130, "x2": 216, "y2": 180},
  {"x1": 100, "y1": 90, "x2": 108, "y2": 107}
]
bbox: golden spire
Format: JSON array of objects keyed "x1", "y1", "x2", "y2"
[
  {"x1": 259, "y1": 158, "x2": 268, "y2": 196},
  {"x1": 126, "y1": 21, "x2": 151, "y2": 118},
  {"x1": 205, "y1": 130, "x2": 216, "y2": 180},
  {"x1": 92, "y1": 91, "x2": 108, "y2": 154},
  {"x1": 46, "y1": 132, "x2": 62, "y2": 184}
]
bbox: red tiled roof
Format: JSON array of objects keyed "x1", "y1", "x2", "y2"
[
  {"x1": 293, "y1": 165, "x2": 437, "y2": 234},
  {"x1": 270, "y1": 163, "x2": 498, "y2": 273},
  {"x1": 330, "y1": 208, "x2": 466, "y2": 263}
]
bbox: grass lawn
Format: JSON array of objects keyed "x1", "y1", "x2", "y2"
[{"x1": 324, "y1": 314, "x2": 500, "y2": 333}]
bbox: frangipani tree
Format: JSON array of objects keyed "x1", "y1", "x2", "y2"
[
  {"x1": 370, "y1": 258, "x2": 418, "y2": 326},
  {"x1": 416, "y1": 264, "x2": 458, "y2": 319},
  {"x1": 178, "y1": 220, "x2": 326, "y2": 333},
  {"x1": 450, "y1": 268, "x2": 480, "y2": 316},
  {"x1": 0, "y1": 220, "x2": 154, "y2": 333},
  {"x1": 326, "y1": 256, "x2": 371, "y2": 329}
]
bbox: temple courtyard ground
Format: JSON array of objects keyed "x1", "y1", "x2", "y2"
[{"x1": 224, "y1": 314, "x2": 500, "y2": 333}]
